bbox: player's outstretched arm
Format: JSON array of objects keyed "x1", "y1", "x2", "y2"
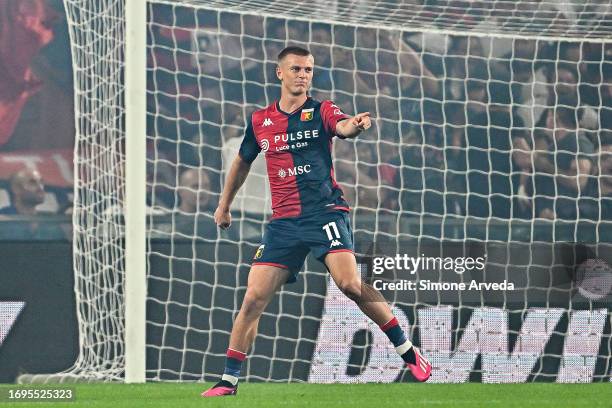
[
  {"x1": 214, "y1": 155, "x2": 252, "y2": 229},
  {"x1": 336, "y1": 112, "x2": 371, "y2": 139}
]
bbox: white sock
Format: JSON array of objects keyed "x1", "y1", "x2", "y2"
[
  {"x1": 395, "y1": 339, "x2": 413, "y2": 356},
  {"x1": 221, "y1": 374, "x2": 239, "y2": 386}
]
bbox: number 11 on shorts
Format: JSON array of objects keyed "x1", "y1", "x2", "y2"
[{"x1": 322, "y1": 221, "x2": 340, "y2": 240}]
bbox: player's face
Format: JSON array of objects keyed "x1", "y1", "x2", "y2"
[{"x1": 277, "y1": 54, "x2": 314, "y2": 96}]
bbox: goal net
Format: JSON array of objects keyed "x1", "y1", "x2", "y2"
[{"x1": 28, "y1": 0, "x2": 611, "y2": 383}]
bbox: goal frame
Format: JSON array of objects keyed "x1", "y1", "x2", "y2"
[{"x1": 124, "y1": 0, "x2": 147, "y2": 384}]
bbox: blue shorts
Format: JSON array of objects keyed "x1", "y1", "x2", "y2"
[{"x1": 251, "y1": 211, "x2": 354, "y2": 283}]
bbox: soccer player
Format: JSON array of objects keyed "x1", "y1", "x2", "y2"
[{"x1": 202, "y1": 46, "x2": 431, "y2": 397}]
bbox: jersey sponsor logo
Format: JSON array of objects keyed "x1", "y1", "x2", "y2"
[
  {"x1": 300, "y1": 108, "x2": 314, "y2": 121},
  {"x1": 277, "y1": 164, "x2": 311, "y2": 179},
  {"x1": 254, "y1": 244, "x2": 265, "y2": 259},
  {"x1": 273, "y1": 142, "x2": 309, "y2": 152},
  {"x1": 260, "y1": 138, "x2": 270, "y2": 152},
  {"x1": 274, "y1": 129, "x2": 319, "y2": 143},
  {"x1": 262, "y1": 118, "x2": 273, "y2": 127}
]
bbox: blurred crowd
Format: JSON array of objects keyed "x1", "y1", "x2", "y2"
[
  {"x1": 393, "y1": 36, "x2": 612, "y2": 224},
  {"x1": 1, "y1": 1, "x2": 611, "y2": 240}
]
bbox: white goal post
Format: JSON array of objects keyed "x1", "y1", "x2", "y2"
[{"x1": 124, "y1": 0, "x2": 147, "y2": 384}]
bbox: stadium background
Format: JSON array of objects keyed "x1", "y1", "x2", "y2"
[{"x1": 0, "y1": 0, "x2": 610, "y2": 385}]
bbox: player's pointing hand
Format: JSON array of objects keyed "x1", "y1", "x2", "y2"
[
  {"x1": 352, "y1": 112, "x2": 371, "y2": 130},
  {"x1": 336, "y1": 111, "x2": 372, "y2": 138}
]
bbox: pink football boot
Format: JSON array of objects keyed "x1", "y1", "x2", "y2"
[
  {"x1": 407, "y1": 347, "x2": 432, "y2": 382},
  {"x1": 201, "y1": 381, "x2": 238, "y2": 397}
]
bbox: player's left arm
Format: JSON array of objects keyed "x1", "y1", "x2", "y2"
[{"x1": 335, "y1": 112, "x2": 371, "y2": 139}]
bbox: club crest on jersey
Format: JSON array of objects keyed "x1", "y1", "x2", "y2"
[
  {"x1": 254, "y1": 244, "x2": 265, "y2": 259},
  {"x1": 300, "y1": 108, "x2": 314, "y2": 122}
]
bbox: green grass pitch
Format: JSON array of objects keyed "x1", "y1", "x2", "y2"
[{"x1": 0, "y1": 383, "x2": 610, "y2": 407}]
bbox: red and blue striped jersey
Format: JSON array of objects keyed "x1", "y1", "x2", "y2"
[{"x1": 238, "y1": 97, "x2": 351, "y2": 219}]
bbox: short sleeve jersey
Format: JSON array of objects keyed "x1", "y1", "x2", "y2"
[{"x1": 238, "y1": 97, "x2": 351, "y2": 218}]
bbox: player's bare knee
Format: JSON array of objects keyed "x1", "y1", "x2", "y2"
[
  {"x1": 336, "y1": 280, "x2": 362, "y2": 302},
  {"x1": 240, "y1": 291, "x2": 268, "y2": 318}
]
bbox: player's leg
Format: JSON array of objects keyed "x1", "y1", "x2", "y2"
[
  {"x1": 312, "y1": 212, "x2": 396, "y2": 324},
  {"x1": 228, "y1": 264, "x2": 290, "y2": 352},
  {"x1": 204, "y1": 218, "x2": 307, "y2": 397},
  {"x1": 324, "y1": 251, "x2": 431, "y2": 382},
  {"x1": 311, "y1": 212, "x2": 431, "y2": 381},
  {"x1": 324, "y1": 250, "x2": 393, "y2": 325},
  {"x1": 202, "y1": 264, "x2": 289, "y2": 397}
]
